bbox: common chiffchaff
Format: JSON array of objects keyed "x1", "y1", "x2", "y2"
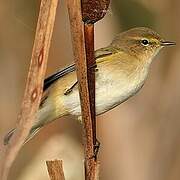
[{"x1": 4, "y1": 27, "x2": 175, "y2": 144}]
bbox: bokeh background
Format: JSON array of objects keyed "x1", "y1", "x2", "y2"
[{"x1": 0, "y1": 0, "x2": 180, "y2": 179}]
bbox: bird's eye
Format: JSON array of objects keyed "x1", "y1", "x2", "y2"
[{"x1": 141, "y1": 39, "x2": 149, "y2": 46}]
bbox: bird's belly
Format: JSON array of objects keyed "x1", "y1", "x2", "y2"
[
  {"x1": 62, "y1": 71, "x2": 145, "y2": 116},
  {"x1": 95, "y1": 75, "x2": 144, "y2": 115}
]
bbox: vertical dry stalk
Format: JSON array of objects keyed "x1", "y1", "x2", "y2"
[
  {"x1": 46, "y1": 160, "x2": 65, "y2": 180},
  {"x1": 66, "y1": 0, "x2": 96, "y2": 179},
  {"x1": 84, "y1": 24, "x2": 96, "y2": 147},
  {"x1": 67, "y1": 0, "x2": 110, "y2": 179},
  {"x1": 0, "y1": 0, "x2": 58, "y2": 179}
]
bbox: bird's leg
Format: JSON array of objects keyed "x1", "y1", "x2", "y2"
[
  {"x1": 64, "y1": 63, "x2": 98, "y2": 96},
  {"x1": 64, "y1": 81, "x2": 78, "y2": 95},
  {"x1": 88, "y1": 63, "x2": 98, "y2": 72}
]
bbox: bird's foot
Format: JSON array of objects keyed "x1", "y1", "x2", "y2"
[
  {"x1": 88, "y1": 139, "x2": 100, "y2": 160},
  {"x1": 93, "y1": 138, "x2": 100, "y2": 160}
]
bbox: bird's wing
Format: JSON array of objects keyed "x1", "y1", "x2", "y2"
[
  {"x1": 43, "y1": 46, "x2": 116, "y2": 90},
  {"x1": 95, "y1": 47, "x2": 114, "y2": 59},
  {"x1": 43, "y1": 64, "x2": 75, "y2": 90}
]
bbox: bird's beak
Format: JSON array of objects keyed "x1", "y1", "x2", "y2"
[{"x1": 160, "y1": 41, "x2": 176, "y2": 46}]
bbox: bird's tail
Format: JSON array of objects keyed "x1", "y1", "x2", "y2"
[
  {"x1": 3, "y1": 126, "x2": 42, "y2": 145},
  {"x1": 4, "y1": 128, "x2": 16, "y2": 145},
  {"x1": 3, "y1": 100, "x2": 63, "y2": 145}
]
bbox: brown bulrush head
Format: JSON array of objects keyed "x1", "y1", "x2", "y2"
[{"x1": 81, "y1": 0, "x2": 110, "y2": 24}]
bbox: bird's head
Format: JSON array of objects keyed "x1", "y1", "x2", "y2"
[{"x1": 111, "y1": 27, "x2": 175, "y2": 63}]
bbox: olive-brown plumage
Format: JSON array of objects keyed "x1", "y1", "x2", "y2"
[{"x1": 4, "y1": 27, "x2": 175, "y2": 145}]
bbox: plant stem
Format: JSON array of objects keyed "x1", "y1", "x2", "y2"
[
  {"x1": 66, "y1": 0, "x2": 96, "y2": 179},
  {"x1": 46, "y1": 160, "x2": 65, "y2": 180},
  {"x1": 84, "y1": 23, "x2": 97, "y2": 153},
  {"x1": 0, "y1": 0, "x2": 58, "y2": 179}
]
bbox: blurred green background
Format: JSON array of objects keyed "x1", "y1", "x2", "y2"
[{"x1": 0, "y1": 0, "x2": 180, "y2": 179}]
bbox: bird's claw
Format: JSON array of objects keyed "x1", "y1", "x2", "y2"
[{"x1": 88, "y1": 139, "x2": 100, "y2": 160}]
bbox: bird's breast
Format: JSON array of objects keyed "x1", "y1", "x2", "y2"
[
  {"x1": 94, "y1": 65, "x2": 148, "y2": 114},
  {"x1": 62, "y1": 63, "x2": 149, "y2": 116}
]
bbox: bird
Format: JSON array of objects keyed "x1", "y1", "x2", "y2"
[{"x1": 4, "y1": 27, "x2": 175, "y2": 145}]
